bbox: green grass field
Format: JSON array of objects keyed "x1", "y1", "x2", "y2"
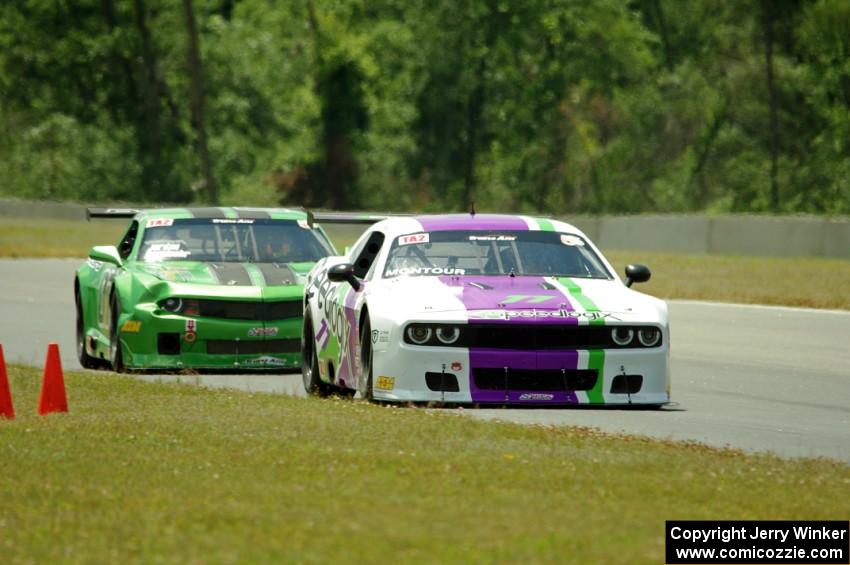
[
  {"x1": 0, "y1": 218, "x2": 127, "y2": 258},
  {"x1": 0, "y1": 365, "x2": 847, "y2": 563},
  {"x1": 2, "y1": 217, "x2": 849, "y2": 310},
  {"x1": 604, "y1": 251, "x2": 850, "y2": 310}
]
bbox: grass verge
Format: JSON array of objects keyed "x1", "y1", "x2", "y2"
[
  {"x1": 0, "y1": 218, "x2": 126, "y2": 258},
  {"x1": 1, "y1": 365, "x2": 848, "y2": 563},
  {"x1": 605, "y1": 251, "x2": 850, "y2": 310},
  {"x1": 1, "y1": 218, "x2": 849, "y2": 309}
]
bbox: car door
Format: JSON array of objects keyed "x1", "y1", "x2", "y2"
[
  {"x1": 96, "y1": 220, "x2": 138, "y2": 336},
  {"x1": 313, "y1": 230, "x2": 385, "y2": 389},
  {"x1": 341, "y1": 230, "x2": 385, "y2": 388}
]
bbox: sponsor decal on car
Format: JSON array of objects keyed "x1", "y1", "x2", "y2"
[
  {"x1": 398, "y1": 233, "x2": 429, "y2": 245},
  {"x1": 469, "y1": 234, "x2": 517, "y2": 241},
  {"x1": 315, "y1": 318, "x2": 331, "y2": 351},
  {"x1": 385, "y1": 267, "x2": 466, "y2": 277},
  {"x1": 560, "y1": 234, "x2": 585, "y2": 246},
  {"x1": 244, "y1": 356, "x2": 288, "y2": 367},
  {"x1": 143, "y1": 241, "x2": 191, "y2": 261},
  {"x1": 211, "y1": 218, "x2": 254, "y2": 224},
  {"x1": 184, "y1": 319, "x2": 197, "y2": 343},
  {"x1": 248, "y1": 327, "x2": 279, "y2": 337},
  {"x1": 121, "y1": 320, "x2": 142, "y2": 333},
  {"x1": 468, "y1": 310, "x2": 619, "y2": 320},
  {"x1": 315, "y1": 272, "x2": 352, "y2": 357},
  {"x1": 519, "y1": 393, "x2": 555, "y2": 401},
  {"x1": 370, "y1": 329, "x2": 391, "y2": 351},
  {"x1": 146, "y1": 218, "x2": 174, "y2": 228},
  {"x1": 376, "y1": 376, "x2": 395, "y2": 391}
]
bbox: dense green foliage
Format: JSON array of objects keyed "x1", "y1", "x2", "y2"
[{"x1": 1, "y1": 0, "x2": 848, "y2": 214}]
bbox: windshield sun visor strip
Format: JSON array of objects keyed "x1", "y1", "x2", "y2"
[
  {"x1": 188, "y1": 207, "x2": 228, "y2": 219},
  {"x1": 236, "y1": 208, "x2": 270, "y2": 219}
]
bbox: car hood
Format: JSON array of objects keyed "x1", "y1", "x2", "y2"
[
  {"x1": 368, "y1": 275, "x2": 665, "y2": 323},
  {"x1": 132, "y1": 260, "x2": 313, "y2": 287}
]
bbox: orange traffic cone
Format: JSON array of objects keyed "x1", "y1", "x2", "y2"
[
  {"x1": 38, "y1": 343, "x2": 68, "y2": 416},
  {"x1": 0, "y1": 344, "x2": 14, "y2": 419}
]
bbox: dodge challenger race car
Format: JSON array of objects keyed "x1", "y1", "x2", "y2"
[
  {"x1": 302, "y1": 214, "x2": 670, "y2": 406},
  {"x1": 75, "y1": 207, "x2": 340, "y2": 371}
]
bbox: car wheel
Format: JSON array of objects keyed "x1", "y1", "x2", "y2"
[
  {"x1": 358, "y1": 316, "x2": 374, "y2": 401},
  {"x1": 75, "y1": 289, "x2": 101, "y2": 369},
  {"x1": 302, "y1": 313, "x2": 331, "y2": 397},
  {"x1": 109, "y1": 291, "x2": 124, "y2": 372}
]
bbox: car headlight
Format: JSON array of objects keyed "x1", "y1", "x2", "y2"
[
  {"x1": 637, "y1": 327, "x2": 661, "y2": 347},
  {"x1": 407, "y1": 326, "x2": 432, "y2": 345},
  {"x1": 159, "y1": 297, "x2": 200, "y2": 315},
  {"x1": 611, "y1": 327, "x2": 634, "y2": 346},
  {"x1": 436, "y1": 326, "x2": 460, "y2": 344},
  {"x1": 404, "y1": 324, "x2": 463, "y2": 346},
  {"x1": 161, "y1": 297, "x2": 183, "y2": 313}
]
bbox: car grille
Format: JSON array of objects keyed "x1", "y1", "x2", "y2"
[
  {"x1": 465, "y1": 325, "x2": 613, "y2": 349},
  {"x1": 473, "y1": 368, "x2": 598, "y2": 391},
  {"x1": 206, "y1": 339, "x2": 300, "y2": 354},
  {"x1": 196, "y1": 299, "x2": 301, "y2": 321}
]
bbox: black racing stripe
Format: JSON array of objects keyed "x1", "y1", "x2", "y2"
[
  {"x1": 210, "y1": 263, "x2": 254, "y2": 286},
  {"x1": 235, "y1": 208, "x2": 270, "y2": 219},
  {"x1": 189, "y1": 207, "x2": 227, "y2": 219},
  {"x1": 255, "y1": 263, "x2": 296, "y2": 286}
]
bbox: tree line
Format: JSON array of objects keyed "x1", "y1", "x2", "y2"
[{"x1": 1, "y1": 0, "x2": 848, "y2": 215}]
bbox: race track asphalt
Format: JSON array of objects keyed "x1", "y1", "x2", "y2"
[{"x1": 1, "y1": 258, "x2": 848, "y2": 462}]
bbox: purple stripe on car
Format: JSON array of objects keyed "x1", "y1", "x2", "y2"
[
  {"x1": 438, "y1": 276, "x2": 579, "y2": 325},
  {"x1": 445, "y1": 276, "x2": 582, "y2": 404},
  {"x1": 468, "y1": 349, "x2": 579, "y2": 404},
  {"x1": 415, "y1": 214, "x2": 529, "y2": 232}
]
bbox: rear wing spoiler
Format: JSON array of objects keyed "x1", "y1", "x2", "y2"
[
  {"x1": 85, "y1": 207, "x2": 400, "y2": 225},
  {"x1": 306, "y1": 211, "x2": 397, "y2": 228},
  {"x1": 86, "y1": 207, "x2": 140, "y2": 221}
]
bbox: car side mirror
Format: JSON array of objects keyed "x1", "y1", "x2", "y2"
[
  {"x1": 624, "y1": 264, "x2": 651, "y2": 287},
  {"x1": 89, "y1": 245, "x2": 123, "y2": 267},
  {"x1": 327, "y1": 262, "x2": 361, "y2": 291}
]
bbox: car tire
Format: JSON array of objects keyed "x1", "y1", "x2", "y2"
[
  {"x1": 109, "y1": 291, "x2": 124, "y2": 372},
  {"x1": 75, "y1": 288, "x2": 101, "y2": 370},
  {"x1": 358, "y1": 316, "x2": 374, "y2": 401},
  {"x1": 302, "y1": 312, "x2": 331, "y2": 397}
]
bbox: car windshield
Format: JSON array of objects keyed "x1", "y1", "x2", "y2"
[
  {"x1": 382, "y1": 230, "x2": 611, "y2": 279},
  {"x1": 138, "y1": 218, "x2": 334, "y2": 263}
]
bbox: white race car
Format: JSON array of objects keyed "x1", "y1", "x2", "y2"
[{"x1": 302, "y1": 214, "x2": 670, "y2": 406}]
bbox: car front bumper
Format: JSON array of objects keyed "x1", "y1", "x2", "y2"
[
  {"x1": 370, "y1": 340, "x2": 670, "y2": 406},
  {"x1": 117, "y1": 303, "x2": 302, "y2": 370}
]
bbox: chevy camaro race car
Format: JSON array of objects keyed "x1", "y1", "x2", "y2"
[
  {"x1": 75, "y1": 207, "x2": 339, "y2": 371},
  {"x1": 302, "y1": 214, "x2": 670, "y2": 406}
]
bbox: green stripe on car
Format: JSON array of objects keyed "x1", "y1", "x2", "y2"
[
  {"x1": 557, "y1": 277, "x2": 606, "y2": 403},
  {"x1": 243, "y1": 263, "x2": 266, "y2": 286}
]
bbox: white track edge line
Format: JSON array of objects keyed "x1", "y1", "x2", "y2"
[{"x1": 668, "y1": 299, "x2": 850, "y2": 316}]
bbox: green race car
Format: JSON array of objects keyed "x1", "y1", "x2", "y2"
[{"x1": 75, "y1": 207, "x2": 338, "y2": 371}]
